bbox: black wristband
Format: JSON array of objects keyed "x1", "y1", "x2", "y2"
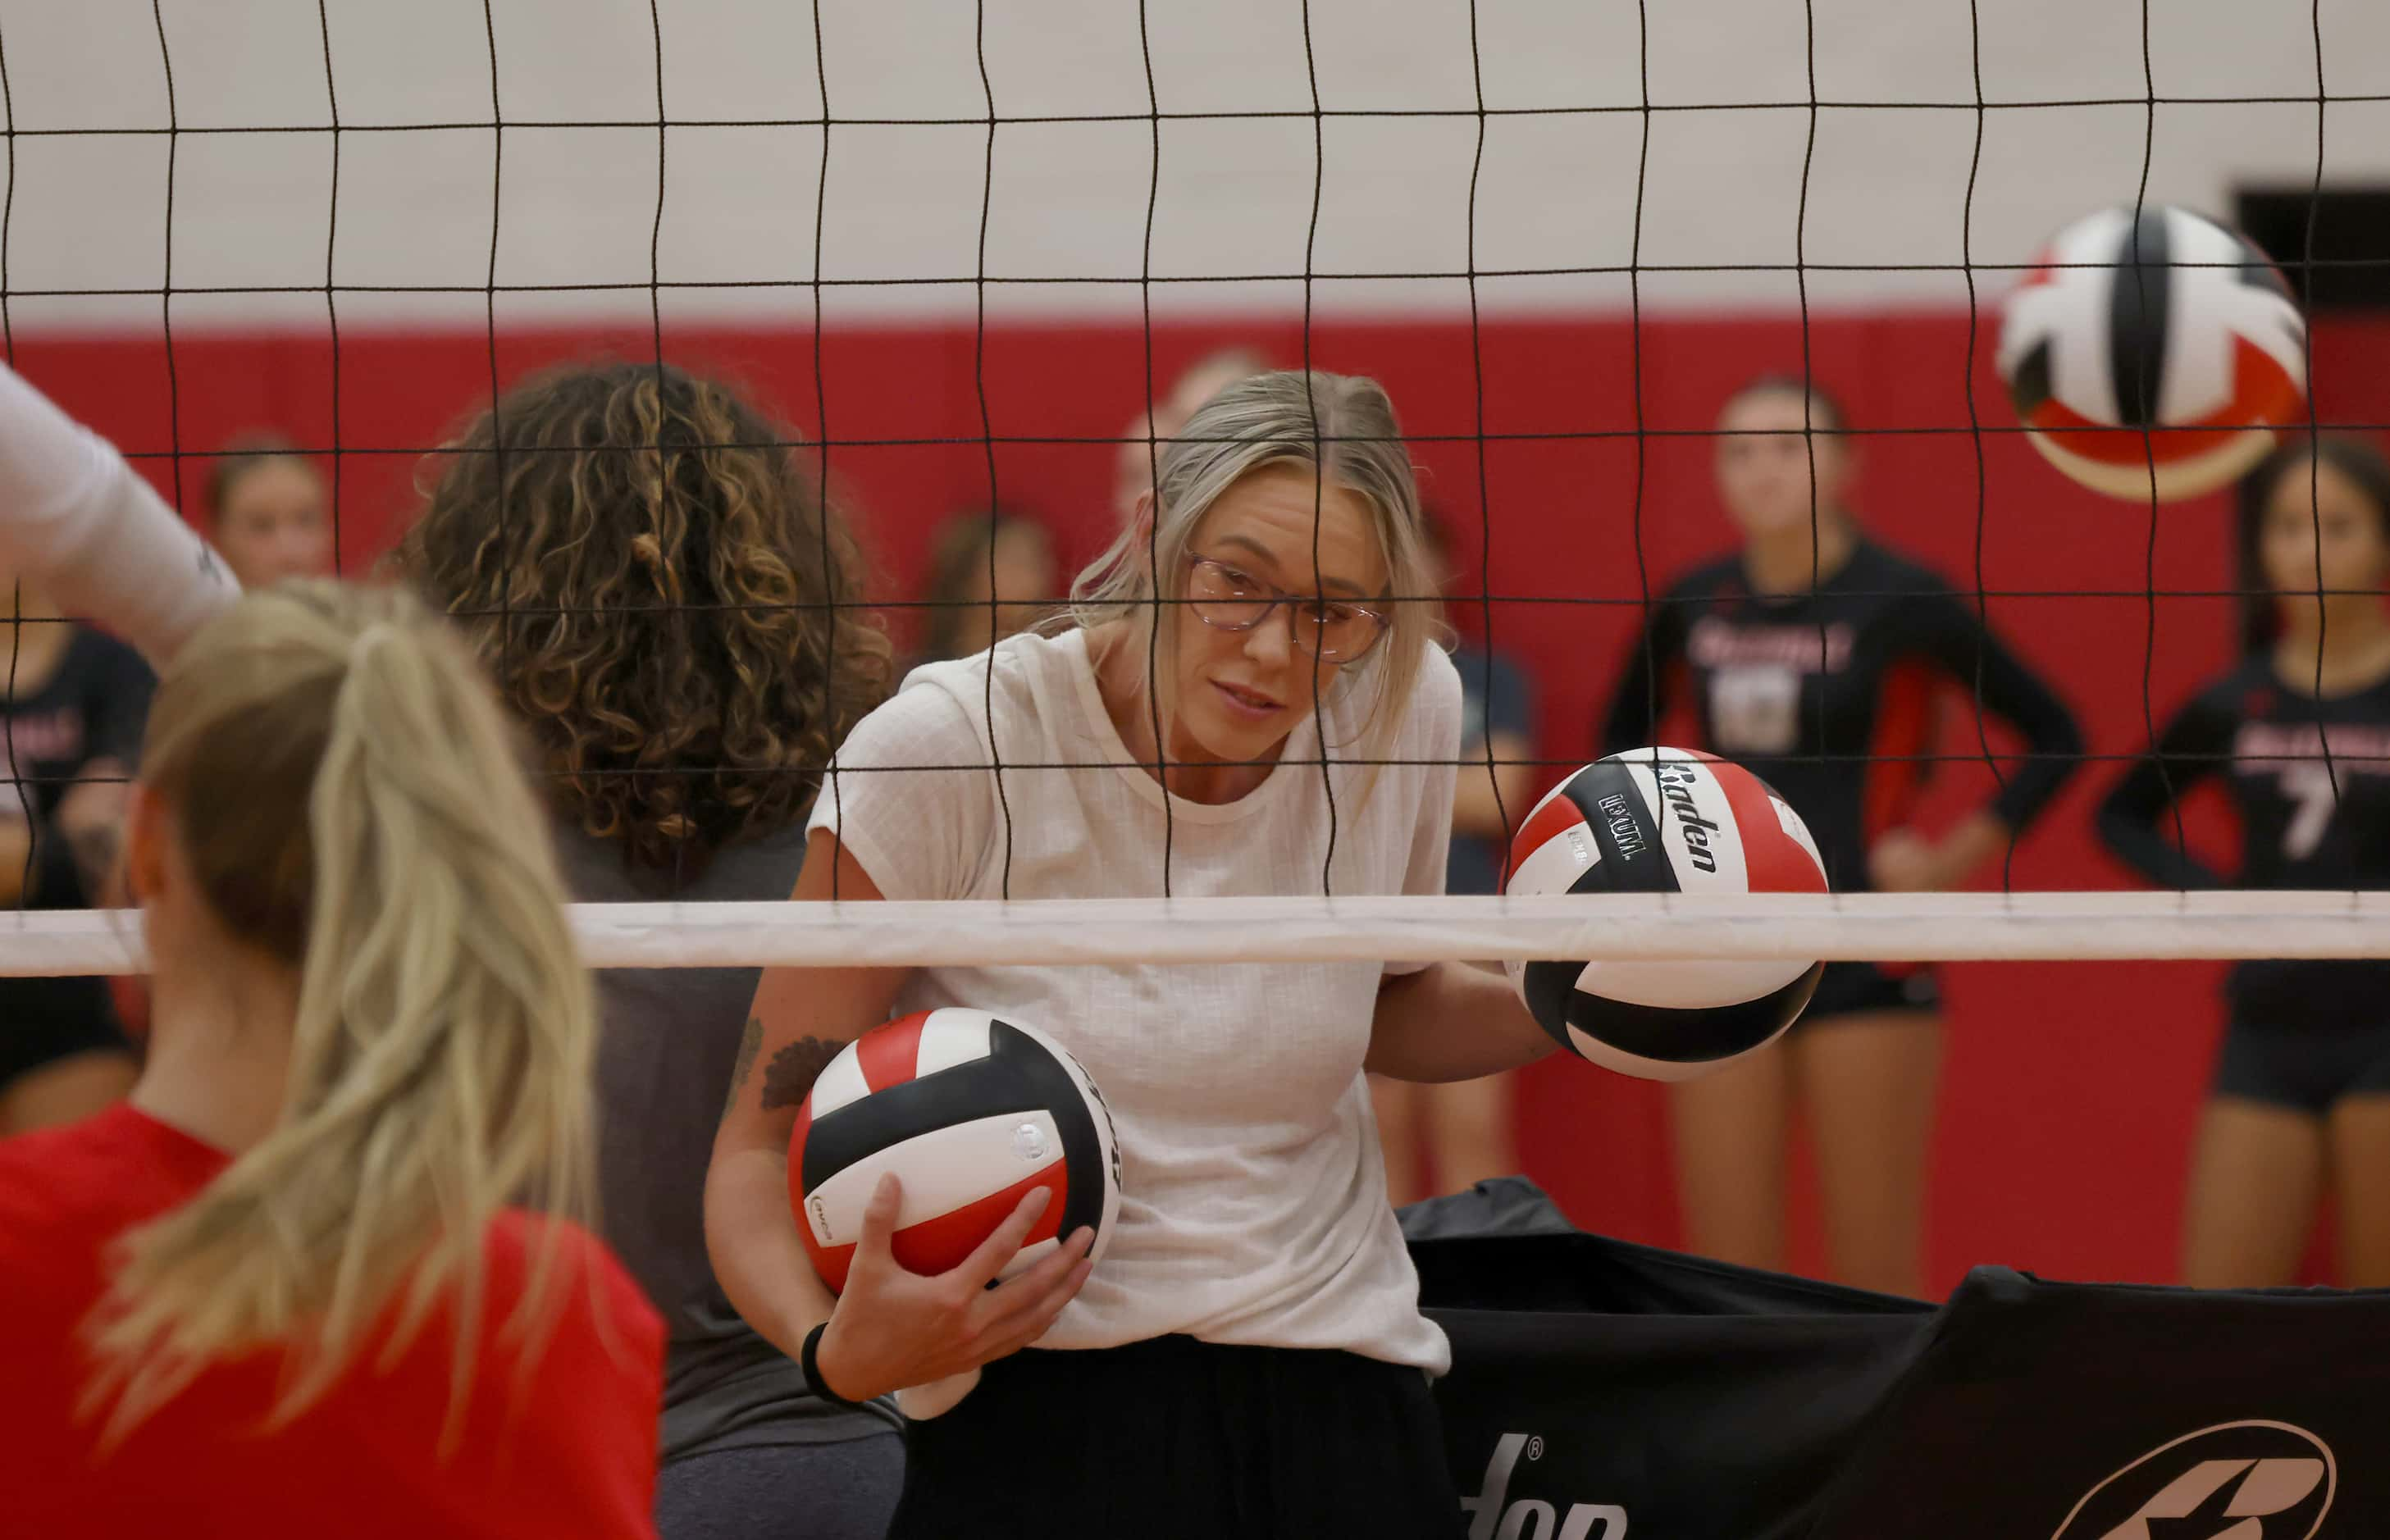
[{"x1": 800, "y1": 1322, "x2": 866, "y2": 1409}]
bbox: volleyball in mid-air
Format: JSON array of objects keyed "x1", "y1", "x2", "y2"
[
  {"x1": 1503, "y1": 748, "x2": 1827, "y2": 1081},
  {"x1": 1996, "y1": 204, "x2": 2306, "y2": 503},
  {"x1": 790, "y1": 1008, "x2": 1121, "y2": 1292}
]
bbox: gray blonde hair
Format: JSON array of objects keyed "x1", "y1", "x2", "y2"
[
  {"x1": 1070, "y1": 369, "x2": 1439, "y2": 770},
  {"x1": 85, "y1": 581, "x2": 599, "y2": 1448}
]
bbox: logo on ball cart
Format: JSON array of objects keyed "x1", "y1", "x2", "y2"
[
  {"x1": 1460, "y1": 1433, "x2": 1627, "y2": 1540},
  {"x1": 2050, "y1": 1420, "x2": 2334, "y2": 1540}
]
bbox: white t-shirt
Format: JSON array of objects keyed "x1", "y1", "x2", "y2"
[{"x1": 810, "y1": 626, "x2": 1462, "y2": 1372}]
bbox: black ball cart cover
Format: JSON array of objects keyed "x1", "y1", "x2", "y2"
[{"x1": 1402, "y1": 1177, "x2": 2390, "y2": 1539}]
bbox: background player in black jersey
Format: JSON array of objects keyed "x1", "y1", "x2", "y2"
[
  {"x1": 0, "y1": 573, "x2": 153, "y2": 1135},
  {"x1": 2098, "y1": 436, "x2": 2390, "y2": 1289},
  {"x1": 1602, "y1": 376, "x2": 2082, "y2": 1296}
]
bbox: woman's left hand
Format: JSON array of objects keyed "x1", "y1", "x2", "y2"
[
  {"x1": 1868, "y1": 812, "x2": 2013, "y2": 894},
  {"x1": 1867, "y1": 827, "x2": 1942, "y2": 892}
]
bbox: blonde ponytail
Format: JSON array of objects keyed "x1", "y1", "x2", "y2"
[{"x1": 85, "y1": 581, "x2": 599, "y2": 1447}]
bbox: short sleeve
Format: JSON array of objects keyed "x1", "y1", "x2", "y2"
[
  {"x1": 805, "y1": 679, "x2": 1001, "y2": 902},
  {"x1": 1387, "y1": 644, "x2": 1462, "y2": 977}
]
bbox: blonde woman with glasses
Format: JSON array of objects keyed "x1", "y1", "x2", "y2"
[{"x1": 709, "y1": 370, "x2": 1559, "y2": 1538}]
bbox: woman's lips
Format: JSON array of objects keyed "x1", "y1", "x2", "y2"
[{"x1": 1211, "y1": 679, "x2": 1281, "y2": 720}]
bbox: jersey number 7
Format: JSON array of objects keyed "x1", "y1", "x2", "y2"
[{"x1": 2279, "y1": 761, "x2": 2341, "y2": 861}]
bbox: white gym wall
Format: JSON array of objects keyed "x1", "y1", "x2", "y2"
[{"x1": 0, "y1": 0, "x2": 2383, "y2": 328}]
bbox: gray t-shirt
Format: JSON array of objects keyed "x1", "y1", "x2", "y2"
[{"x1": 555, "y1": 818, "x2": 902, "y2": 1461}]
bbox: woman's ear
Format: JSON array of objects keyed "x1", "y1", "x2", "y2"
[{"x1": 123, "y1": 784, "x2": 168, "y2": 908}]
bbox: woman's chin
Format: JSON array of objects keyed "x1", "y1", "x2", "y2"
[
  {"x1": 1183, "y1": 704, "x2": 1292, "y2": 767},
  {"x1": 1732, "y1": 508, "x2": 1818, "y2": 541}
]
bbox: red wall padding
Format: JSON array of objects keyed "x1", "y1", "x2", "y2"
[{"x1": 17, "y1": 308, "x2": 2390, "y2": 1292}]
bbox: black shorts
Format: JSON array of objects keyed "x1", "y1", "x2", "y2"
[
  {"x1": 2213, "y1": 1019, "x2": 2390, "y2": 1116},
  {"x1": 892, "y1": 1337, "x2": 1461, "y2": 1540},
  {"x1": 0, "y1": 978, "x2": 131, "y2": 1091},
  {"x1": 1799, "y1": 961, "x2": 1941, "y2": 1026}
]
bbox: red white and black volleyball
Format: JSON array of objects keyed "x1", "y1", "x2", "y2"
[
  {"x1": 1503, "y1": 748, "x2": 1829, "y2": 1081},
  {"x1": 1997, "y1": 204, "x2": 2306, "y2": 503},
  {"x1": 791, "y1": 1008, "x2": 1122, "y2": 1293}
]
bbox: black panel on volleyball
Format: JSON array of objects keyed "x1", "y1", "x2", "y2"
[{"x1": 800, "y1": 1020, "x2": 1111, "y2": 1250}]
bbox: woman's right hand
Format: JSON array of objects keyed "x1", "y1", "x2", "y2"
[{"x1": 811, "y1": 1173, "x2": 1097, "y2": 1404}]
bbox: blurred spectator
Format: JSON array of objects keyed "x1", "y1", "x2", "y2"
[
  {"x1": 1112, "y1": 348, "x2": 1272, "y2": 522},
  {"x1": 2100, "y1": 436, "x2": 2390, "y2": 1288},
  {"x1": 918, "y1": 510, "x2": 1062, "y2": 665},
  {"x1": 1372, "y1": 513, "x2": 1539, "y2": 1205},
  {"x1": 0, "y1": 579, "x2": 152, "y2": 1135},
  {"x1": 205, "y1": 435, "x2": 334, "y2": 589},
  {"x1": 1599, "y1": 374, "x2": 2082, "y2": 1297}
]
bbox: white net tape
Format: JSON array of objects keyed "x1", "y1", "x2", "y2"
[{"x1": 9, "y1": 891, "x2": 2388, "y2": 976}]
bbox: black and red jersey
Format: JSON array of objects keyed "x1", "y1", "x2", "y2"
[
  {"x1": 1600, "y1": 539, "x2": 2083, "y2": 892},
  {"x1": 2097, "y1": 656, "x2": 2390, "y2": 1027}
]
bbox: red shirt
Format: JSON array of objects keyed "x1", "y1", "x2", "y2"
[{"x1": 0, "y1": 1104, "x2": 665, "y2": 1539}]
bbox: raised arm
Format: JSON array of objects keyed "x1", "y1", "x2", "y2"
[{"x1": 0, "y1": 362, "x2": 236, "y2": 669}]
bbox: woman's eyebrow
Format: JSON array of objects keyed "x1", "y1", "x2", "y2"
[{"x1": 1212, "y1": 531, "x2": 1369, "y2": 597}]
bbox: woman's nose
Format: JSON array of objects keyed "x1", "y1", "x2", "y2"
[{"x1": 1242, "y1": 605, "x2": 1298, "y2": 666}]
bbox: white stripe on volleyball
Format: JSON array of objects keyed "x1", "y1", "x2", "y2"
[
  {"x1": 1997, "y1": 206, "x2": 2131, "y2": 424},
  {"x1": 806, "y1": 1048, "x2": 873, "y2": 1119},
  {"x1": 803, "y1": 1109, "x2": 1065, "y2": 1250},
  {"x1": 1771, "y1": 793, "x2": 1827, "y2": 873},
  {"x1": 1506, "y1": 810, "x2": 1598, "y2": 903},
  {"x1": 2158, "y1": 208, "x2": 2304, "y2": 422},
  {"x1": 912, "y1": 1008, "x2": 996, "y2": 1078},
  {"x1": 12, "y1": 894, "x2": 2390, "y2": 969}
]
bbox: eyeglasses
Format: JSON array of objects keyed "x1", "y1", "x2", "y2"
[{"x1": 1184, "y1": 555, "x2": 1390, "y2": 663}]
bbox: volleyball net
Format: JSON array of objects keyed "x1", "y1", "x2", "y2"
[
  {"x1": 2, "y1": 891, "x2": 2388, "y2": 977},
  {"x1": 0, "y1": 0, "x2": 2384, "y2": 976}
]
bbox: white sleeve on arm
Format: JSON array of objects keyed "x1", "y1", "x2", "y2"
[
  {"x1": 0, "y1": 361, "x2": 239, "y2": 669},
  {"x1": 805, "y1": 680, "x2": 1002, "y2": 902}
]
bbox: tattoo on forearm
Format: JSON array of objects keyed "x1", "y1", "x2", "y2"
[
  {"x1": 761, "y1": 1036, "x2": 845, "y2": 1112},
  {"x1": 721, "y1": 1017, "x2": 764, "y2": 1124}
]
